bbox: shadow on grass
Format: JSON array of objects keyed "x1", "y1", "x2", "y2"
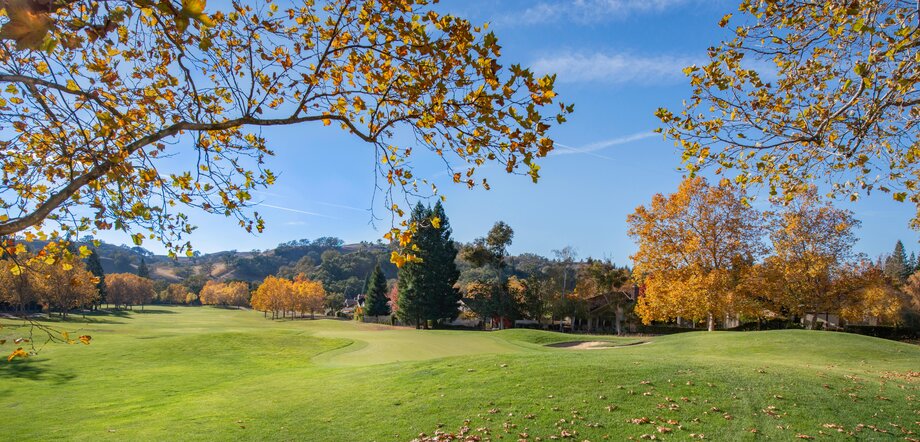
[
  {"x1": 133, "y1": 309, "x2": 177, "y2": 315},
  {"x1": 0, "y1": 359, "x2": 76, "y2": 384},
  {"x1": 37, "y1": 309, "x2": 132, "y2": 324},
  {"x1": 39, "y1": 316, "x2": 125, "y2": 325}
]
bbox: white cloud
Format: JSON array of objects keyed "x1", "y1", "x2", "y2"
[
  {"x1": 514, "y1": 0, "x2": 694, "y2": 25},
  {"x1": 531, "y1": 51, "x2": 697, "y2": 85},
  {"x1": 555, "y1": 131, "x2": 657, "y2": 159}
]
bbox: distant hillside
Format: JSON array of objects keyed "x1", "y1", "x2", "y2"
[{"x1": 73, "y1": 237, "x2": 397, "y2": 297}]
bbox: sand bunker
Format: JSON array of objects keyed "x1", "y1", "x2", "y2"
[{"x1": 546, "y1": 341, "x2": 647, "y2": 350}]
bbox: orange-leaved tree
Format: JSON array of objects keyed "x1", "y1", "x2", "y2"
[
  {"x1": 105, "y1": 273, "x2": 155, "y2": 310},
  {"x1": 0, "y1": 248, "x2": 38, "y2": 314},
  {"x1": 0, "y1": 0, "x2": 571, "y2": 269},
  {"x1": 160, "y1": 283, "x2": 191, "y2": 305},
  {"x1": 627, "y1": 177, "x2": 764, "y2": 331}
]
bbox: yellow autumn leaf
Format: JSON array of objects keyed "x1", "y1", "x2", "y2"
[
  {"x1": 181, "y1": 0, "x2": 206, "y2": 16},
  {"x1": 7, "y1": 347, "x2": 28, "y2": 361}
]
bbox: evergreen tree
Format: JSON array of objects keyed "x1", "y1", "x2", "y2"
[
  {"x1": 423, "y1": 201, "x2": 462, "y2": 322},
  {"x1": 397, "y1": 203, "x2": 430, "y2": 327},
  {"x1": 396, "y1": 202, "x2": 461, "y2": 327},
  {"x1": 137, "y1": 258, "x2": 150, "y2": 279},
  {"x1": 84, "y1": 248, "x2": 106, "y2": 307},
  {"x1": 360, "y1": 272, "x2": 371, "y2": 299},
  {"x1": 364, "y1": 264, "x2": 391, "y2": 317},
  {"x1": 884, "y1": 240, "x2": 908, "y2": 283},
  {"x1": 909, "y1": 252, "x2": 918, "y2": 277}
]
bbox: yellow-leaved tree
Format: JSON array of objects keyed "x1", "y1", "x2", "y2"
[
  {"x1": 0, "y1": 250, "x2": 97, "y2": 360},
  {"x1": 760, "y1": 188, "x2": 861, "y2": 329},
  {"x1": 627, "y1": 177, "x2": 764, "y2": 331},
  {"x1": 32, "y1": 255, "x2": 99, "y2": 319},
  {"x1": 838, "y1": 264, "x2": 906, "y2": 326},
  {"x1": 251, "y1": 275, "x2": 292, "y2": 320},
  {"x1": 656, "y1": 1, "x2": 920, "y2": 225},
  {"x1": 0, "y1": 0, "x2": 571, "y2": 269},
  {"x1": 199, "y1": 280, "x2": 249, "y2": 307},
  {"x1": 292, "y1": 274, "x2": 325, "y2": 319}
]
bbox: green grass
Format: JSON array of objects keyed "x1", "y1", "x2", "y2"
[{"x1": 2, "y1": 307, "x2": 918, "y2": 441}]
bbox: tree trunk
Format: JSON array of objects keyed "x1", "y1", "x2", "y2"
[
  {"x1": 707, "y1": 312, "x2": 715, "y2": 332},
  {"x1": 615, "y1": 304, "x2": 624, "y2": 335}
]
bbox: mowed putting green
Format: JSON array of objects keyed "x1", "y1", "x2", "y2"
[{"x1": 1, "y1": 307, "x2": 918, "y2": 441}]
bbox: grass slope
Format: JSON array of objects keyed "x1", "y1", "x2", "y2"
[{"x1": 1, "y1": 307, "x2": 918, "y2": 441}]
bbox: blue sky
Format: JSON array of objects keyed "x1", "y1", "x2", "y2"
[{"x1": 98, "y1": 0, "x2": 917, "y2": 263}]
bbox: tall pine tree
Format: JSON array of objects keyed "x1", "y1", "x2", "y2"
[
  {"x1": 397, "y1": 203, "x2": 430, "y2": 327},
  {"x1": 364, "y1": 264, "x2": 391, "y2": 317},
  {"x1": 137, "y1": 258, "x2": 150, "y2": 279},
  {"x1": 396, "y1": 202, "x2": 461, "y2": 328},
  {"x1": 424, "y1": 201, "x2": 462, "y2": 323},
  {"x1": 84, "y1": 248, "x2": 106, "y2": 307},
  {"x1": 884, "y1": 240, "x2": 909, "y2": 284}
]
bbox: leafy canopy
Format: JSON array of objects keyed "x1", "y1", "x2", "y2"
[
  {"x1": 657, "y1": 1, "x2": 919, "y2": 223},
  {"x1": 0, "y1": 0, "x2": 571, "y2": 268}
]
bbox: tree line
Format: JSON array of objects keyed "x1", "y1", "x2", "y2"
[{"x1": 629, "y1": 178, "x2": 918, "y2": 331}]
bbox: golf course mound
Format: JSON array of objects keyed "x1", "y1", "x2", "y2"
[{"x1": 2, "y1": 307, "x2": 918, "y2": 441}]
